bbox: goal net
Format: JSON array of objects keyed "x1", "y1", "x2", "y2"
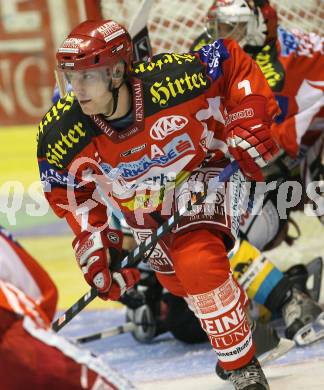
[{"x1": 89, "y1": 0, "x2": 323, "y2": 54}]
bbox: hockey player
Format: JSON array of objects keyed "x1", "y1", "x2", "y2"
[
  {"x1": 0, "y1": 226, "x2": 134, "y2": 390},
  {"x1": 191, "y1": 0, "x2": 324, "y2": 348},
  {"x1": 37, "y1": 19, "x2": 280, "y2": 389}
]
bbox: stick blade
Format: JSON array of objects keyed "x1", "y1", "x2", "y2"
[{"x1": 128, "y1": 0, "x2": 153, "y2": 38}]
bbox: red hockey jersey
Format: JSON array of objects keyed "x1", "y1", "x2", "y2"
[
  {"x1": 37, "y1": 39, "x2": 278, "y2": 238},
  {"x1": 0, "y1": 227, "x2": 57, "y2": 325},
  {"x1": 270, "y1": 28, "x2": 324, "y2": 156},
  {"x1": 192, "y1": 28, "x2": 324, "y2": 157}
]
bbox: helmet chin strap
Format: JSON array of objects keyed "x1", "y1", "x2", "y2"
[
  {"x1": 104, "y1": 87, "x2": 120, "y2": 118},
  {"x1": 103, "y1": 68, "x2": 126, "y2": 118},
  {"x1": 104, "y1": 82, "x2": 120, "y2": 118}
]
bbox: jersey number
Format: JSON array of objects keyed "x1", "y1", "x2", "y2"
[{"x1": 238, "y1": 80, "x2": 252, "y2": 96}]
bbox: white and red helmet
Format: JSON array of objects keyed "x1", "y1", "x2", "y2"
[{"x1": 206, "y1": 0, "x2": 278, "y2": 48}]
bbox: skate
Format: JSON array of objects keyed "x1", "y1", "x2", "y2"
[
  {"x1": 216, "y1": 320, "x2": 294, "y2": 380},
  {"x1": 282, "y1": 288, "x2": 324, "y2": 346},
  {"x1": 223, "y1": 357, "x2": 270, "y2": 390},
  {"x1": 252, "y1": 320, "x2": 295, "y2": 365}
]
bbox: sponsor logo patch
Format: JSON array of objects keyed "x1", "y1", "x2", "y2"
[
  {"x1": 45, "y1": 122, "x2": 86, "y2": 169},
  {"x1": 120, "y1": 143, "x2": 147, "y2": 157},
  {"x1": 150, "y1": 71, "x2": 208, "y2": 108},
  {"x1": 134, "y1": 53, "x2": 196, "y2": 74},
  {"x1": 38, "y1": 93, "x2": 74, "y2": 140},
  {"x1": 39, "y1": 160, "x2": 78, "y2": 191},
  {"x1": 100, "y1": 134, "x2": 195, "y2": 179},
  {"x1": 107, "y1": 232, "x2": 120, "y2": 244},
  {"x1": 132, "y1": 228, "x2": 175, "y2": 274},
  {"x1": 150, "y1": 116, "x2": 188, "y2": 140},
  {"x1": 97, "y1": 21, "x2": 125, "y2": 42},
  {"x1": 255, "y1": 44, "x2": 285, "y2": 91},
  {"x1": 58, "y1": 38, "x2": 83, "y2": 53},
  {"x1": 198, "y1": 40, "x2": 230, "y2": 80}
]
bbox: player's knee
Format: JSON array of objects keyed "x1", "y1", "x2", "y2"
[{"x1": 171, "y1": 229, "x2": 231, "y2": 294}]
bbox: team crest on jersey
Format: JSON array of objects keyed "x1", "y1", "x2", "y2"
[{"x1": 150, "y1": 115, "x2": 188, "y2": 140}]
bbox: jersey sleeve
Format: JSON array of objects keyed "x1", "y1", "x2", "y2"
[
  {"x1": 0, "y1": 227, "x2": 57, "y2": 321},
  {"x1": 197, "y1": 39, "x2": 280, "y2": 118},
  {"x1": 37, "y1": 132, "x2": 110, "y2": 236},
  {"x1": 274, "y1": 28, "x2": 324, "y2": 156}
]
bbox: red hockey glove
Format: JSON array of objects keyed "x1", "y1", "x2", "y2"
[
  {"x1": 72, "y1": 228, "x2": 140, "y2": 301},
  {"x1": 225, "y1": 95, "x2": 279, "y2": 181}
]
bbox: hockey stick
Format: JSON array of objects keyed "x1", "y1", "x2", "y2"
[
  {"x1": 74, "y1": 322, "x2": 135, "y2": 344},
  {"x1": 75, "y1": 325, "x2": 296, "y2": 367},
  {"x1": 52, "y1": 160, "x2": 239, "y2": 332},
  {"x1": 75, "y1": 325, "x2": 296, "y2": 364}
]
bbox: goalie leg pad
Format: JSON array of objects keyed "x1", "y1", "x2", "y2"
[{"x1": 229, "y1": 240, "x2": 286, "y2": 309}]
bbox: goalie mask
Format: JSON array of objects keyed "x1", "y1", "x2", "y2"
[
  {"x1": 206, "y1": 0, "x2": 277, "y2": 48},
  {"x1": 56, "y1": 20, "x2": 132, "y2": 116}
]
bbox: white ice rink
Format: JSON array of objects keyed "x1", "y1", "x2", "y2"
[
  {"x1": 139, "y1": 359, "x2": 324, "y2": 390},
  {"x1": 60, "y1": 307, "x2": 324, "y2": 390}
]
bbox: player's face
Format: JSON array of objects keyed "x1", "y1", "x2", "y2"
[
  {"x1": 218, "y1": 22, "x2": 247, "y2": 43},
  {"x1": 64, "y1": 67, "x2": 113, "y2": 115},
  {"x1": 207, "y1": 16, "x2": 248, "y2": 45}
]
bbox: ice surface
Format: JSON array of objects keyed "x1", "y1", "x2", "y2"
[{"x1": 60, "y1": 308, "x2": 324, "y2": 389}]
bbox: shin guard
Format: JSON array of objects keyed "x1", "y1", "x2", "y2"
[{"x1": 186, "y1": 275, "x2": 255, "y2": 370}]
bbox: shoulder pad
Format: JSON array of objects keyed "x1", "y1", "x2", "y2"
[
  {"x1": 132, "y1": 52, "x2": 210, "y2": 114},
  {"x1": 37, "y1": 93, "x2": 92, "y2": 170},
  {"x1": 132, "y1": 52, "x2": 201, "y2": 76},
  {"x1": 37, "y1": 92, "x2": 76, "y2": 142}
]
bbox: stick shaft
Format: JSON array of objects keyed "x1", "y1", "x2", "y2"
[{"x1": 75, "y1": 322, "x2": 135, "y2": 344}]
